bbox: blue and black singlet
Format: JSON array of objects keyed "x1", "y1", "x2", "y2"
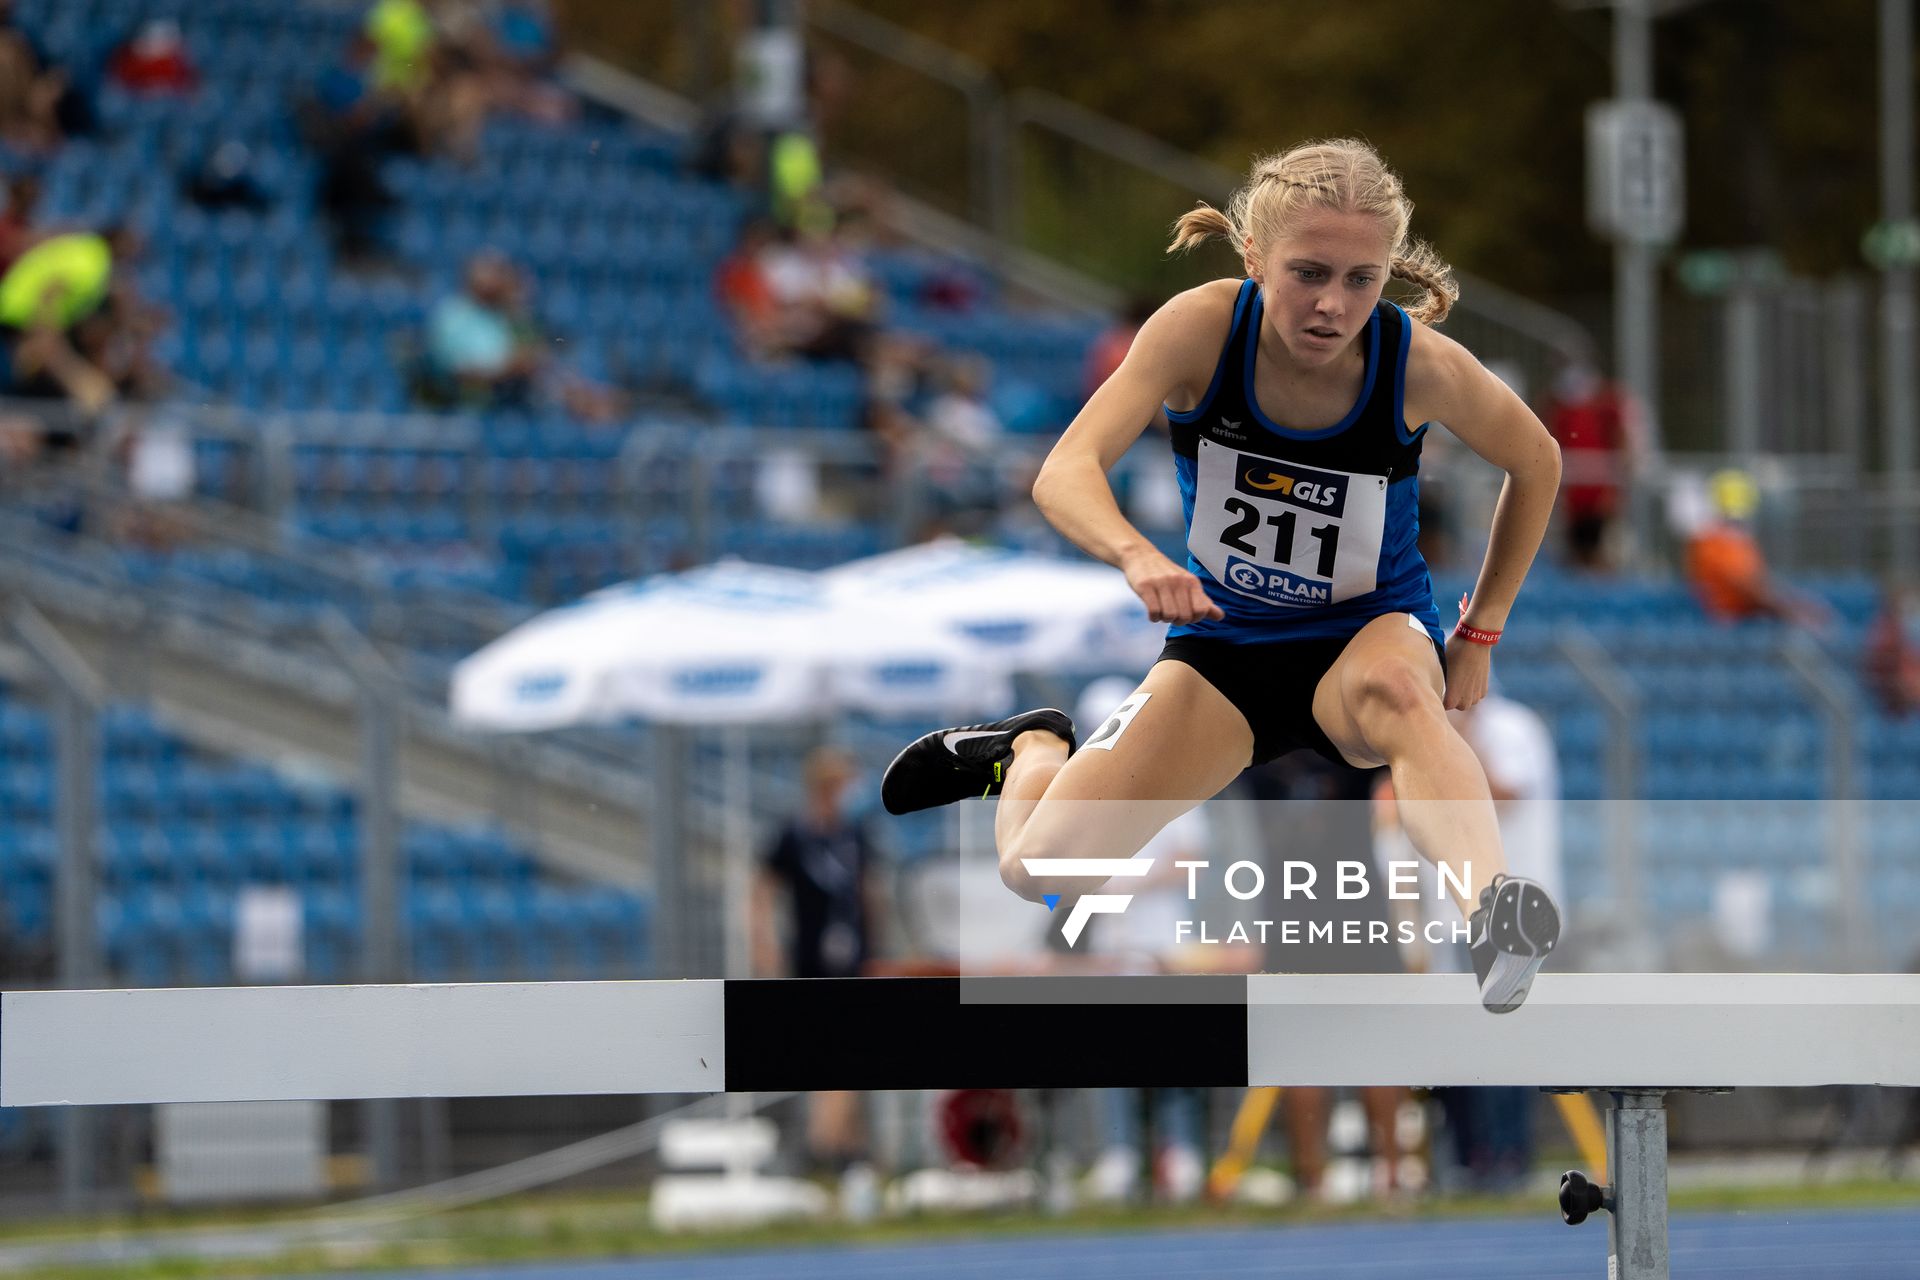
[{"x1": 1166, "y1": 278, "x2": 1444, "y2": 647}]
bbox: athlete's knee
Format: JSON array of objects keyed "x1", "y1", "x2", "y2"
[
  {"x1": 997, "y1": 837, "x2": 1048, "y2": 902},
  {"x1": 1000, "y1": 818, "x2": 1093, "y2": 899},
  {"x1": 1349, "y1": 658, "x2": 1440, "y2": 724}
]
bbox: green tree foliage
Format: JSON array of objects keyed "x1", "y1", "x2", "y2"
[{"x1": 557, "y1": 1, "x2": 1908, "y2": 301}]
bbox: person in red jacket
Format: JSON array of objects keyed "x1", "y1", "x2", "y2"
[
  {"x1": 109, "y1": 21, "x2": 199, "y2": 95},
  {"x1": 1542, "y1": 351, "x2": 1647, "y2": 571}
]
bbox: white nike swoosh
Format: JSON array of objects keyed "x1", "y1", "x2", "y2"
[{"x1": 941, "y1": 729, "x2": 1004, "y2": 752}]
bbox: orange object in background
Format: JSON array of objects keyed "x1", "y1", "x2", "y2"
[{"x1": 1685, "y1": 522, "x2": 1769, "y2": 620}]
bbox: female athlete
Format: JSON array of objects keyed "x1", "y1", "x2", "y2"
[{"x1": 881, "y1": 139, "x2": 1563, "y2": 1013}]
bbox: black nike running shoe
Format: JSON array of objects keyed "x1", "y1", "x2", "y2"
[
  {"x1": 1468, "y1": 874, "x2": 1562, "y2": 1014},
  {"x1": 879, "y1": 708, "x2": 1077, "y2": 815}
]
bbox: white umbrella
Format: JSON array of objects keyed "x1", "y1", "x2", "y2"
[
  {"x1": 821, "y1": 538, "x2": 1165, "y2": 675},
  {"x1": 449, "y1": 560, "x2": 1012, "y2": 985},
  {"x1": 450, "y1": 560, "x2": 1011, "y2": 731}
]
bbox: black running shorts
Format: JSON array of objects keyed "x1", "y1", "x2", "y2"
[{"x1": 1157, "y1": 626, "x2": 1448, "y2": 768}]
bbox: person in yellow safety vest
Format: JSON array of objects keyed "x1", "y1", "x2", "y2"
[
  {"x1": 365, "y1": 0, "x2": 435, "y2": 96},
  {"x1": 0, "y1": 229, "x2": 118, "y2": 411}
]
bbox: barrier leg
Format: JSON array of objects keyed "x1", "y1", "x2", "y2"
[
  {"x1": 1556, "y1": 1089, "x2": 1672, "y2": 1280},
  {"x1": 1607, "y1": 1091, "x2": 1670, "y2": 1280}
]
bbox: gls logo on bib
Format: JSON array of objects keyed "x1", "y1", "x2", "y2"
[{"x1": 1233, "y1": 458, "x2": 1348, "y2": 516}]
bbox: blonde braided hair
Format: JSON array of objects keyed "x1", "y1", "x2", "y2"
[{"x1": 1169, "y1": 138, "x2": 1459, "y2": 325}]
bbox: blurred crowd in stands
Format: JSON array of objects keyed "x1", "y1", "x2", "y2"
[
  {"x1": 307, "y1": 0, "x2": 567, "y2": 263},
  {"x1": 1, "y1": 0, "x2": 1919, "y2": 1222},
  {"x1": 0, "y1": 0, "x2": 1915, "y2": 656}
]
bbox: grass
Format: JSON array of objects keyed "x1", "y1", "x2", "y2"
[{"x1": 0, "y1": 1174, "x2": 1914, "y2": 1279}]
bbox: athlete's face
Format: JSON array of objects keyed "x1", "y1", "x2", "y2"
[{"x1": 1251, "y1": 209, "x2": 1392, "y2": 368}]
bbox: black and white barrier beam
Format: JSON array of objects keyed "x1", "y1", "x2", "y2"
[{"x1": 4, "y1": 973, "x2": 1916, "y2": 1106}]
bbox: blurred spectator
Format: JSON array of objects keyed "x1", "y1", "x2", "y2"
[
  {"x1": 421, "y1": 250, "x2": 542, "y2": 409},
  {"x1": 753, "y1": 746, "x2": 884, "y2": 981},
  {"x1": 0, "y1": 33, "x2": 61, "y2": 153},
  {"x1": 301, "y1": 72, "x2": 404, "y2": 264},
  {"x1": 714, "y1": 218, "x2": 782, "y2": 356},
  {"x1": 417, "y1": 250, "x2": 622, "y2": 420},
  {"x1": 768, "y1": 129, "x2": 826, "y2": 232},
  {"x1": 757, "y1": 222, "x2": 879, "y2": 364},
  {"x1": 1081, "y1": 297, "x2": 1157, "y2": 402},
  {"x1": 366, "y1": 0, "x2": 437, "y2": 96},
  {"x1": 0, "y1": 0, "x2": 93, "y2": 144},
  {"x1": 858, "y1": 330, "x2": 934, "y2": 471},
  {"x1": 690, "y1": 101, "x2": 765, "y2": 191},
  {"x1": 1682, "y1": 469, "x2": 1832, "y2": 629},
  {"x1": 0, "y1": 229, "x2": 120, "y2": 410},
  {"x1": 351, "y1": 0, "x2": 481, "y2": 163},
  {"x1": 1865, "y1": 582, "x2": 1920, "y2": 718},
  {"x1": 74, "y1": 285, "x2": 171, "y2": 404},
  {"x1": 183, "y1": 141, "x2": 274, "y2": 213},
  {"x1": 108, "y1": 20, "x2": 199, "y2": 96},
  {"x1": 923, "y1": 355, "x2": 1003, "y2": 458},
  {"x1": 1543, "y1": 350, "x2": 1647, "y2": 572},
  {"x1": 0, "y1": 174, "x2": 39, "y2": 270},
  {"x1": 752, "y1": 746, "x2": 886, "y2": 1174},
  {"x1": 353, "y1": 0, "x2": 574, "y2": 165},
  {"x1": 434, "y1": 0, "x2": 574, "y2": 126}
]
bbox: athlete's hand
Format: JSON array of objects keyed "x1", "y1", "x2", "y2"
[
  {"x1": 1442, "y1": 635, "x2": 1492, "y2": 710},
  {"x1": 1120, "y1": 547, "x2": 1225, "y2": 625}
]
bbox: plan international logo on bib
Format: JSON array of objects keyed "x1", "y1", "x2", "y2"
[
  {"x1": 1226, "y1": 556, "x2": 1333, "y2": 605},
  {"x1": 1234, "y1": 457, "x2": 1349, "y2": 517}
]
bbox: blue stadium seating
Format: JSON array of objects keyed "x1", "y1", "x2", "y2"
[{"x1": 0, "y1": 684, "x2": 650, "y2": 987}]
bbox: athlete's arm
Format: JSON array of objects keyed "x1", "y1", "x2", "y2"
[
  {"x1": 1404, "y1": 321, "x2": 1560, "y2": 709},
  {"x1": 1403, "y1": 321, "x2": 1562, "y2": 635},
  {"x1": 1033, "y1": 282, "x2": 1234, "y2": 625}
]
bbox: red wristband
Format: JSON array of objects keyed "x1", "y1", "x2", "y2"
[{"x1": 1454, "y1": 593, "x2": 1502, "y2": 646}]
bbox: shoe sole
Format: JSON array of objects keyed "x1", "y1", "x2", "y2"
[{"x1": 1480, "y1": 880, "x2": 1562, "y2": 1014}]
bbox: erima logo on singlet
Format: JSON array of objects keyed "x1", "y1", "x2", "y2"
[{"x1": 1233, "y1": 457, "x2": 1347, "y2": 516}]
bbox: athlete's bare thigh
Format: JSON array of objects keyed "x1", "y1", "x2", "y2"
[{"x1": 1001, "y1": 657, "x2": 1254, "y2": 865}]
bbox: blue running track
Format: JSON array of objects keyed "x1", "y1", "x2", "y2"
[{"x1": 328, "y1": 1207, "x2": 1920, "y2": 1279}]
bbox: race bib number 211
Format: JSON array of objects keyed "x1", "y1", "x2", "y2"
[{"x1": 1188, "y1": 438, "x2": 1388, "y2": 608}]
